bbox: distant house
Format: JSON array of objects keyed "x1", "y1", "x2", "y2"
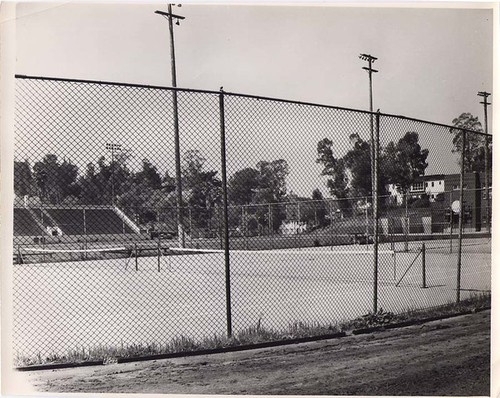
[
  {"x1": 386, "y1": 174, "x2": 445, "y2": 204},
  {"x1": 280, "y1": 220, "x2": 307, "y2": 235},
  {"x1": 385, "y1": 172, "x2": 491, "y2": 232}
]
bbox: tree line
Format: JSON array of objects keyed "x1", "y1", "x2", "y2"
[
  {"x1": 14, "y1": 149, "x2": 320, "y2": 232},
  {"x1": 14, "y1": 112, "x2": 491, "y2": 233}
]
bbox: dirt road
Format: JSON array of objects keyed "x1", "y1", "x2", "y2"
[{"x1": 25, "y1": 310, "x2": 490, "y2": 395}]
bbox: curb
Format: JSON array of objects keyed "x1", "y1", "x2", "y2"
[
  {"x1": 16, "y1": 360, "x2": 103, "y2": 372},
  {"x1": 115, "y1": 331, "x2": 347, "y2": 364},
  {"x1": 14, "y1": 332, "x2": 346, "y2": 371}
]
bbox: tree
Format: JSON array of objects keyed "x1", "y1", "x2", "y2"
[
  {"x1": 133, "y1": 159, "x2": 162, "y2": 190},
  {"x1": 14, "y1": 160, "x2": 35, "y2": 198},
  {"x1": 181, "y1": 150, "x2": 222, "y2": 231},
  {"x1": 256, "y1": 159, "x2": 289, "y2": 202},
  {"x1": 228, "y1": 168, "x2": 260, "y2": 205},
  {"x1": 79, "y1": 163, "x2": 101, "y2": 205},
  {"x1": 77, "y1": 150, "x2": 132, "y2": 205},
  {"x1": 312, "y1": 188, "x2": 328, "y2": 226},
  {"x1": 33, "y1": 154, "x2": 80, "y2": 204},
  {"x1": 318, "y1": 131, "x2": 428, "y2": 210},
  {"x1": 343, "y1": 134, "x2": 372, "y2": 197},
  {"x1": 450, "y1": 112, "x2": 490, "y2": 173},
  {"x1": 317, "y1": 135, "x2": 370, "y2": 213},
  {"x1": 382, "y1": 131, "x2": 429, "y2": 196},
  {"x1": 227, "y1": 159, "x2": 289, "y2": 233},
  {"x1": 317, "y1": 138, "x2": 349, "y2": 201}
]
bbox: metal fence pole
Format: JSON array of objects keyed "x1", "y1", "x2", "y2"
[
  {"x1": 135, "y1": 242, "x2": 138, "y2": 272},
  {"x1": 485, "y1": 135, "x2": 490, "y2": 234},
  {"x1": 404, "y1": 192, "x2": 409, "y2": 252},
  {"x1": 372, "y1": 111, "x2": 380, "y2": 313},
  {"x1": 421, "y1": 242, "x2": 426, "y2": 288},
  {"x1": 219, "y1": 89, "x2": 232, "y2": 338},
  {"x1": 478, "y1": 91, "x2": 491, "y2": 234},
  {"x1": 456, "y1": 129, "x2": 466, "y2": 303}
]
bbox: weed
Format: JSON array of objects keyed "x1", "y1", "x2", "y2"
[{"x1": 14, "y1": 292, "x2": 490, "y2": 368}]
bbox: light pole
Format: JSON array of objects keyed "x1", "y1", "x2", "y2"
[
  {"x1": 155, "y1": 5, "x2": 186, "y2": 247},
  {"x1": 359, "y1": 53, "x2": 378, "y2": 197},
  {"x1": 477, "y1": 91, "x2": 491, "y2": 234},
  {"x1": 106, "y1": 142, "x2": 122, "y2": 205},
  {"x1": 360, "y1": 53, "x2": 379, "y2": 313}
]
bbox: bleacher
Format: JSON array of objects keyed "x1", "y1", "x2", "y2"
[
  {"x1": 44, "y1": 209, "x2": 85, "y2": 235},
  {"x1": 14, "y1": 207, "x2": 136, "y2": 236},
  {"x1": 84, "y1": 208, "x2": 134, "y2": 235},
  {"x1": 13, "y1": 208, "x2": 44, "y2": 236}
]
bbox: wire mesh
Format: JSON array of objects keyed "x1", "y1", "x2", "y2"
[{"x1": 12, "y1": 75, "x2": 492, "y2": 365}]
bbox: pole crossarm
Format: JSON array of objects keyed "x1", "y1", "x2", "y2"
[{"x1": 154, "y1": 10, "x2": 185, "y2": 20}]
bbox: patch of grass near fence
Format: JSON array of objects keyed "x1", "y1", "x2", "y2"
[
  {"x1": 341, "y1": 293, "x2": 490, "y2": 331},
  {"x1": 15, "y1": 293, "x2": 490, "y2": 368}
]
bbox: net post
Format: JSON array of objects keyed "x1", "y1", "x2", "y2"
[
  {"x1": 135, "y1": 242, "x2": 138, "y2": 271},
  {"x1": 421, "y1": 242, "x2": 426, "y2": 288},
  {"x1": 17, "y1": 245, "x2": 23, "y2": 265},
  {"x1": 157, "y1": 236, "x2": 161, "y2": 272},
  {"x1": 219, "y1": 88, "x2": 232, "y2": 338},
  {"x1": 393, "y1": 249, "x2": 396, "y2": 281},
  {"x1": 42, "y1": 234, "x2": 47, "y2": 262}
]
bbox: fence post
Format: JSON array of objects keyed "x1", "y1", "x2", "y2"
[
  {"x1": 421, "y1": 242, "x2": 426, "y2": 288},
  {"x1": 404, "y1": 193, "x2": 409, "y2": 252},
  {"x1": 485, "y1": 135, "x2": 490, "y2": 234},
  {"x1": 219, "y1": 88, "x2": 232, "y2": 338},
  {"x1": 372, "y1": 111, "x2": 380, "y2": 314},
  {"x1": 456, "y1": 129, "x2": 466, "y2": 303},
  {"x1": 449, "y1": 192, "x2": 453, "y2": 254}
]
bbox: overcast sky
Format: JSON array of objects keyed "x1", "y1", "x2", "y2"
[
  {"x1": 13, "y1": 2, "x2": 494, "y2": 196},
  {"x1": 15, "y1": 3, "x2": 493, "y2": 123}
]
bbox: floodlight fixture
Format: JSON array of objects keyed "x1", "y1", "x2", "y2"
[{"x1": 359, "y1": 53, "x2": 378, "y2": 62}]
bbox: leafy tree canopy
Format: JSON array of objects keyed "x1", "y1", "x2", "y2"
[{"x1": 450, "y1": 112, "x2": 491, "y2": 173}]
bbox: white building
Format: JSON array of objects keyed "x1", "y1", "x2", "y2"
[
  {"x1": 280, "y1": 220, "x2": 307, "y2": 235},
  {"x1": 386, "y1": 174, "x2": 445, "y2": 205}
]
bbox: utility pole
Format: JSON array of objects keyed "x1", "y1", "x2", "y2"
[
  {"x1": 155, "y1": 5, "x2": 186, "y2": 247},
  {"x1": 359, "y1": 54, "x2": 378, "y2": 201},
  {"x1": 477, "y1": 91, "x2": 491, "y2": 234},
  {"x1": 360, "y1": 53, "x2": 379, "y2": 313}
]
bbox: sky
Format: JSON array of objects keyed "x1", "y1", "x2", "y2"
[
  {"x1": 11, "y1": 2, "x2": 495, "y2": 197},
  {"x1": 15, "y1": 3, "x2": 493, "y2": 122}
]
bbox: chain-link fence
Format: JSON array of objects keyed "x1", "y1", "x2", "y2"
[{"x1": 12, "y1": 75, "x2": 492, "y2": 366}]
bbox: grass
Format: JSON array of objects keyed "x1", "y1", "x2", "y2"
[{"x1": 14, "y1": 293, "x2": 490, "y2": 368}]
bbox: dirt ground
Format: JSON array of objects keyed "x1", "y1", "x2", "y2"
[{"x1": 24, "y1": 310, "x2": 490, "y2": 396}]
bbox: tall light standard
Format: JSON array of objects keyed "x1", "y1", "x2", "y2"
[
  {"x1": 155, "y1": 5, "x2": 186, "y2": 247},
  {"x1": 359, "y1": 53, "x2": 378, "y2": 196},
  {"x1": 360, "y1": 53, "x2": 379, "y2": 313},
  {"x1": 106, "y1": 142, "x2": 122, "y2": 205},
  {"x1": 477, "y1": 91, "x2": 491, "y2": 234}
]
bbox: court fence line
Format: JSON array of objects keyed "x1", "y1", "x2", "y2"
[{"x1": 12, "y1": 74, "x2": 492, "y2": 364}]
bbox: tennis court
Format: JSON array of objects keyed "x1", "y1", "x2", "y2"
[{"x1": 12, "y1": 237, "x2": 490, "y2": 360}]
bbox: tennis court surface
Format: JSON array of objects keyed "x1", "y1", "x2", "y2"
[{"x1": 13, "y1": 237, "x2": 490, "y2": 362}]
